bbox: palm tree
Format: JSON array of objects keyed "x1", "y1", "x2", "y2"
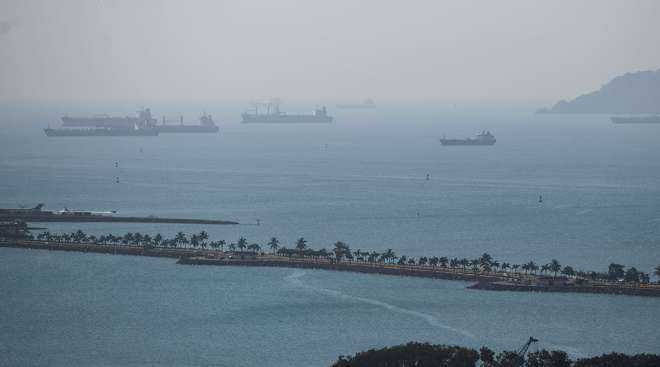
[
  {"x1": 512, "y1": 264, "x2": 520, "y2": 273},
  {"x1": 237, "y1": 237, "x2": 248, "y2": 252},
  {"x1": 479, "y1": 253, "x2": 493, "y2": 271},
  {"x1": 429, "y1": 256, "x2": 439, "y2": 267},
  {"x1": 541, "y1": 264, "x2": 550, "y2": 275},
  {"x1": 248, "y1": 243, "x2": 261, "y2": 253},
  {"x1": 133, "y1": 232, "x2": 143, "y2": 246},
  {"x1": 296, "y1": 237, "x2": 308, "y2": 255},
  {"x1": 218, "y1": 240, "x2": 226, "y2": 252},
  {"x1": 407, "y1": 258, "x2": 416, "y2": 266},
  {"x1": 153, "y1": 233, "x2": 163, "y2": 247},
  {"x1": 175, "y1": 232, "x2": 187, "y2": 248},
  {"x1": 123, "y1": 232, "x2": 133, "y2": 245},
  {"x1": 333, "y1": 241, "x2": 350, "y2": 262},
  {"x1": 439, "y1": 256, "x2": 449, "y2": 268},
  {"x1": 397, "y1": 256, "x2": 407, "y2": 265},
  {"x1": 73, "y1": 229, "x2": 86, "y2": 243},
  {"x1": 190, "y1": 234, "x2": 200, "y2": 249},
  {"x1": 549, "y1": 259, "x2": 561, "y2": 277},
  {"x1": 501, "y1": 262, "x2": 510, "y2": 273},
  {"x1": 418, "y1": 257, "x2": 428, "y2": 266},
  {"x1": 470, "y1": 259, "x2": 480, "y2": 273},
  {"x1": 229, "y1": 243, "x2": 237, "y2": 251},
  {"x1": 382, "y1": 249, "x2": 396, "y2": 264},
  {"x1": 561, "y1": 266, "x2": 575, "y2": 277},
  {"x1": 268, "y1": 237, "x2": 280, "y2": 253},
  {"x1": 198, "y1": 231, "x2": 209, "y2": 243}
]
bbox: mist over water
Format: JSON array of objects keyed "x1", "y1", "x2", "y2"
[{"x1": 1, "y1": 101, "x2": 660, "y2": 366}]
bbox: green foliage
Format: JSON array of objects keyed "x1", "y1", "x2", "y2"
[{"x1": 331, "y1": 343, "x2": 659, "y2": 367}]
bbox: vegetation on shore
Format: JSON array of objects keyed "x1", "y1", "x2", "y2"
[
  {"x1": 25, "y1": 229, "x2": 660, "y2": 285},
  {"x1": 331, "y1": 342, "x2": 660, "y2": 367}
]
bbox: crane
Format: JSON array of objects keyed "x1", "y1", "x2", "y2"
[{"x1": 517, "y1": 337, "x2": 538, "y2": 365}]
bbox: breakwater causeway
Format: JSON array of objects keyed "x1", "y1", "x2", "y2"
[{"x1": 3, "y1": 240, "x2": 659, "y2": 298}]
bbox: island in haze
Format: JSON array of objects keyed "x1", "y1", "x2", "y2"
[{"x1": 537, "y1": 68, "x2": 660, "y2": 114}]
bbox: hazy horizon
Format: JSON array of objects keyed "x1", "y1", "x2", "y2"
[{"x1": 1, "y1": 0, "x2": 660, "y2": 102}]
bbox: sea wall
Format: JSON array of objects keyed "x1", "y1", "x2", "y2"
[
  {"x1": 3, "y1": 240, "x2": 660, "y2": 298},
  {"x1": 468, "y1": 281, "x2": 660, "y2": 298}
]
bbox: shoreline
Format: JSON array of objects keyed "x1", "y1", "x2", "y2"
[
  {"x1": 3, "y1": 240, "x2": 660, "y2": 298},
  {"x1": 0, "y1": 215, "x2": 239, "y2": 225}
]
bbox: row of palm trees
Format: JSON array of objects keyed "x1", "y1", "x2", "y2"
[{"x1": 35, "y1": 230, "x2": 659, "y2": 284}]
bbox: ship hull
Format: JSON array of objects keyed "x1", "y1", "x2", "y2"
[
  {"x1": 44, "y1": 128, "x2": 159, "y2": 137},
  {"x1": 336, "y1": 104, "x2": 376, "y2": 109},
  {"x1": 611, "y1": 116, "x2": 660, "y2": 124},
  {"x1": 155, "y1": 125, "x2": 219, "y2": 133},
  {"x1": 242, "y1": 113, "x2": 332, "y2": 123},
  {"x1": 440, "y1": 139, "x2": 496, "y2": 146}
]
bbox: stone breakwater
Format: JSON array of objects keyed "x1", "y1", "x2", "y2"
[{"x1": 2, "y1": 240, "x2": 660, "y2": 298}]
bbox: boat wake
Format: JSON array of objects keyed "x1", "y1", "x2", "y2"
[{"x1": 285, "y1": 270, "x2": 477, "y2": 340}]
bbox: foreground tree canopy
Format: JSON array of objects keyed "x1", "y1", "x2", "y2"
[{"x1": 331, "y1": 342, "x2": 660, "y2": 367}]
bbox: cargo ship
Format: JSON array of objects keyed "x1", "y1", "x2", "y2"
[
  {"x1": 336, "y1": 99, "x2": 376, "y2": 109},
  {"x1": 155, "y1": 114, "x2": 219, "y2": 133},
  {"x1": 440, "y1": 131, "x2": 496, "y2": 146},
  {"x1": 241, "y1": 100, "x2": 332, "y2": 123},
  {"x1": 611, "y1": 116, "x2": 660, "y2": 124},
  {"x1": 46, "y1": 108, "x2": 159, "y2": 137}
]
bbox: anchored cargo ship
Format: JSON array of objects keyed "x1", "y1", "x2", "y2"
[
  {"x1": 336, "y1": 99, "x2": 376, "y2": 109},
  {"x1": 156, "y1": 114, "x2": 219, "y2": 133},
  {"x1": 45, "y1": 108, "x2": 219, "y2": 136},
  {"x1": 440, "y1": 131, "x2": 496, "y2": 146},
  {"x1": 611, "y1": 116, "x2": 660, "y2": 124},
  {"x1": 46, "y1": 108, "x2": 159, "y2": 137},
  {"x1": 241, "y1": 100, "x2": 332, "y2": 123}
]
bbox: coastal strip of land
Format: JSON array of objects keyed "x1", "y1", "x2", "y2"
[
  {"x1": 7, "y1": 215, "x2": 240, "y2": 225},
  {"x1": 2, "y1": 239, "x2": 659, "y2": 298}
]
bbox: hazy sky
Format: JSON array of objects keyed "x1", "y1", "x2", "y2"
[{"x1": 1, "y1": 0, "x2": 659, "y2": 102}]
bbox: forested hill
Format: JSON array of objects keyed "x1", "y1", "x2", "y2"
[{"x1": 538, "y1": 69, "x2": 660, "y2": 114}]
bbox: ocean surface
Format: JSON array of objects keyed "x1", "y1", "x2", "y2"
[{"x1": 1, "y1": 101, "x2": 660, "y2": 366}]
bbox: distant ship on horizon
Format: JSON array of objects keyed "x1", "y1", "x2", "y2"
[
  {"x1": 241, "y1": 100, "x2": 333, "y2": 123},
  {"x1": 440, "y1": 131, "x2": 496, "y2": 146},
  {"x1": 611, "y1": 116, "x2": 660, "y2": 124},
  {"x1": 336, "y1": 99, "x2": 376, "y2": 109},
  {"x1": 45, "y1": 108, "x2": 219, "y2": 136}
]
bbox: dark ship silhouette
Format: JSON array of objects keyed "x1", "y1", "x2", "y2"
[{"x1": 440, "y1": 131, "x2": 496, "y2": 146}]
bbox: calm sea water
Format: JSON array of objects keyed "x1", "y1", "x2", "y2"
[{"x1": 1, "y1": 102, "x2": 660, "y2": 365}]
